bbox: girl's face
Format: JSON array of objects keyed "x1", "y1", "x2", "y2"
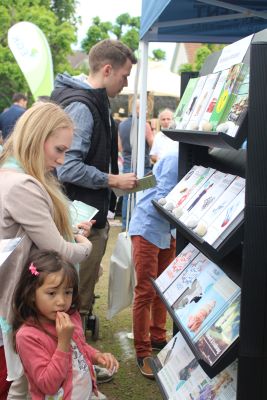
[
  {"x1": 35, "y1": 269, "x2": 73, "y2": 323},
  {"x1": 43, "y1": 127, "x2": 73, "y2": 172}
]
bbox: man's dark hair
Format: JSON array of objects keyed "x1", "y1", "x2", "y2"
[
  {"x1": 12, "y1": 93, "x2": 27, "y2": 103},
  {"x1": 89, "y1": 39, "x2": 137, "y2": 73}
]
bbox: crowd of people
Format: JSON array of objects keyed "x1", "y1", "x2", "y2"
[{"x1": 0, "y1": 38, "x2": 178, "y2": 399}]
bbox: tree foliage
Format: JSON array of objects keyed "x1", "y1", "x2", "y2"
[
  {"x1": 0, "y1": 0, "x2": 78, "y2": 111},
  {"x1": 179, "y1": 43, "x2": 225, "y2": 74},
  {"x1": 151, "y1": 49, "x2": 166, "y2": 61},
  {"x1": 81, "y1": 13, "x2": 141, "y2": 53}
]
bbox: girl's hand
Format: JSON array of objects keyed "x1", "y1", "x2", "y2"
[
  {"x1": 94, "y1": 352, "x2": 119, "y2": 374},
  {"x1": 77, "y1": 220, "x2": 96, "y2": 237},
  {"x1": 56, "y1": 312, "x2": 75, "y2": 352}
]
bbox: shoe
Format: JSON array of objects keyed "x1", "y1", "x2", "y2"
[
  {"x1": 151, "y1": 340, "x2": 168, "y2": 351},
  {"x1": 94, "y1": 365, "x2": 114, "y2": 384},
  {"x1": 136, "y1": 356, "x2": 155, "y2": 379},
  {"x1": 91, "y1": 390, "x2": 107, "y2": 399}
]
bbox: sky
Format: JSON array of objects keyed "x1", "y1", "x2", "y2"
[{"x1": 74, "y1": 0, "x2": 175, "y2": 67}]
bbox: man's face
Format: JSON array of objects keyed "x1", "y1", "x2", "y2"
[
  {"x1": 106, "y1": 59, "x2": 133, "y2": 98},
  {"x1": 160, "y1": 111, "x2": 173, "y2": 129}
]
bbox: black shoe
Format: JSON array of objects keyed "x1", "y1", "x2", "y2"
[
  {"x1": 151, "y1": 340, "x2": 168, "y2": 351},
  {"x1": 136, "y1": 357, "x2": 155, "y2": 379}
]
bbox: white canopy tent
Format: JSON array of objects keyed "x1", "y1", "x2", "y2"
[{"x1": 121, "y1": 61, "x2": 180, "y2": 97}]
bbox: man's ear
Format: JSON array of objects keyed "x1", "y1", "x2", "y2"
[{"x1": 103, "y1": 64, "x2": 112, "y2": 77}]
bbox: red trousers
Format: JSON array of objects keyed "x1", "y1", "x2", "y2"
[
  {"x1": 131, "y1": 235, "x2": 176, "y2": 358},
  {"x1": 0, "y1": 346, "x2": 11, "y2": 400}
]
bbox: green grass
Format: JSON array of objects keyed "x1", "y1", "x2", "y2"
[{"x1": 86, "y1": 224, "x2": 170, "y2": 400}]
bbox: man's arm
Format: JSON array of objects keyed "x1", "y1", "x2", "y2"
[{"x1": 57, "y1": 102, "x2": 137, "y2": 190}]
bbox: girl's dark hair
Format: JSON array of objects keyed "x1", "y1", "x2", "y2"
[{"x1": 12, "y1": 250, "x2": 80, "y2": 337}]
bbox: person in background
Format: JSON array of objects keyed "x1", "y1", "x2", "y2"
[
  {"x1": 13, "y1": 250, "x2": 119, "y2": 400},
  {"x1": 0, "y1": 102, "x2": 92, "y2": 399},
  {"x1": 0, "y1": 93, "x2": 28, "y2": 140},
  {"x1": 118, "y1": 99, "x2": 154, "y2": 230},
  {"x1": 129, "y1": 153, "x2": 178, "y2": 379},
  {"x1": 50, "y1": 39, "x2": 137, "y2": 383},
  {"x1": 150, "y1": 108, "x2": 179, "y2": 164}
]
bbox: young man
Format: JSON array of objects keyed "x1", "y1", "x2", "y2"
[{"x1": 51, "y1": 38, "x2": 137, "y2": 334}]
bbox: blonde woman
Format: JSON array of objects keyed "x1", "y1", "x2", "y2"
[{"x1": 0, "y1": 102, "x2": 92, "y2": 399}]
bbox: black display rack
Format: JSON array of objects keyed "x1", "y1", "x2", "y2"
[{"x1": 150, "y1": 30, "x2": 267, "y2": 400}]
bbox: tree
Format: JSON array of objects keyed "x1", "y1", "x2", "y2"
[
  {"x1": 81, "y1": 13, "x2": 141, "y2": 53},
  {"x1": 0, "y1": 0, "x2": 78, "y2": 111},
  {"x1": 151, "y1": 49, "x2": 166, "y2": 61}
]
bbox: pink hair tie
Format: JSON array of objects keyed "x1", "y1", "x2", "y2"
[{"x1": 29, "y1": 263, "x2": 39, "y2": 276}]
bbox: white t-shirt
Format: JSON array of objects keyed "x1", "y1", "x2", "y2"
[
  {"x1": 150, "y1": 131, "x2": 179, "y2": 160},
  {"x1": 71, "y1": 340, "x2": 92, "y2": 399}
]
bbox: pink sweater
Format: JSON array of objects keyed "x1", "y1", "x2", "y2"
[{"x1": 16, "y1": 312, "x2": 98, "y2": 399}]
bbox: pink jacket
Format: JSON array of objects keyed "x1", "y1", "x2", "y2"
[{"x1": 16, "y1": 312, "x2": 98, "y2": 399}]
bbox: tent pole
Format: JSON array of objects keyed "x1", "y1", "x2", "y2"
[{"x1": 136, "y1": 40, "x2": 149, "y2": 201}]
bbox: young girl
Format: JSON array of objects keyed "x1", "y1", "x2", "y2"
[{"x1": 12, "y1": 250, "x2": 119, "y2": 400}]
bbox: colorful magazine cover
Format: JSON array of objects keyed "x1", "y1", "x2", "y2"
[
  {"x1": 155, "y1": 243, "x2": 199, "y2": 293},
  {"x1": 195, "y1": 293, "x2": 240, "y2": 366},
  {"x1": 208, "y1": 63, "x2": 249, "y2": 131}
]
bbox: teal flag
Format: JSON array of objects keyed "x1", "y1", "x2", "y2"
[{"x1": 8, "y1": 22, "x2": 54, "y2": 100}]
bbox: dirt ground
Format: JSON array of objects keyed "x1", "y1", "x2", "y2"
[{"x1": 86, "y1": 222, "x2": 171, "y2": 400}]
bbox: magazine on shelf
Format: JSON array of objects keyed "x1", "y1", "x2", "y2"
[
  {"x1": 155, "y1": 243, "x2": 200, "y2": 293},
  {"x1": 164, "y1": 252, "x2": 208, "y2": 307},
  {"x1": 203, "y1": 188, "x2": 245, "y2": 247},
  {"x1": 179, "y1": 172, "x2": 235, "y2": 227},
  {"x1": 174, "y1": 77, "x2": 199, "y2": 128},
  {"x1": 216, "y1": 71, "x2": 249, "y2": 138},
  {"x1": 192, "y1": 176, "x2": 245, "y2": 240},
  {"x1": 154, "y1": 331, "x2": 238, "y2": 399},
  {"x1": 198, "y1": 68, "x2": 230, "y2": 131},
  {"x1": 208, "y1": 63, "x2": 249, "y2": 131},
  {"x1": 195, "y1": 293, "x2": 240, "y2": 366},
  {"x1": 176, "y1": 75, "x2": 208, "y2": 129},
  {"x1": 186, "y1": 72, "x2": 221, "y2": 131},
  {"x1": 164, "y1": 166, "x2": 216, "y2": 211},
  {"x1": 172, "y1": 257, "x2": 240, "y2": 341},
  {"x1": 0, "y1": 237, "x2": 23, "y2": 267}
]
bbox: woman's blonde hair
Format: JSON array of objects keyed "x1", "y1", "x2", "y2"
[{"x1": 0, "y1": 102, "x2": 74, "y2": 240}]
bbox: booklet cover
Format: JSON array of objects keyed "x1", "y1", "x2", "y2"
[
  {"x1": 186, "y1": 72, "x2": 221, "y2": 131},
  {"x1": 70, "y1": 200, "x2": 99, "y2": 226},
  {"x1": 199, "y1": 68, "x2": 230, "y2": 131},
  {"x1": 208, "y1": 63, "x2": 249, "y2": 131},
  {"x1": 173, "y1": 259, "x2": 240, "y2": 341},
  {"x1": 155, "y1": 243, "x2": 200, "y2": 293},
  {"x1": 174, "y1": 77, "x2": 199, "y2": 128},
  {"x1": 112, "y1": 174, "x2": 157, "y2": 197},
  {"x1": 179, "y1": 172, "x2": 235, "y2": 227},
  {"x1": 0, "y1": 237, "x2": 22, "y2": 266},
  {"x1": 216, "y1": 71, "x2": 249, "y2": 138},
  {"x1": 193, "y1": 176, "x2": 245, "y2": 239},
  {"x1": 164, "y1": 166, "x2": 216, "y2": 212},
  {"x1": 195, "y1": 293, "x2": 240, "y2": 366},
  {"x1": 155, "y1": 331, "x2": 238, "y2": 400},
  {"x1": 177, "y1": 75, "x2": 208, "y2": 130},
  {"x1": 204, "y1": 188, "x2": 245, "y2": 246}
]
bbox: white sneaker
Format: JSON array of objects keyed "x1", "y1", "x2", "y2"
[{"x1": 91, "y1": 390, "x2": 107, "y2": 399}]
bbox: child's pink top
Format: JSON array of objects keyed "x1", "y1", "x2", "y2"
[{"x1": 16, "y1": 311, "x2": 98, "y2": 399}]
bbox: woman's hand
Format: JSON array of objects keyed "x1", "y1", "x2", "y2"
[
  {"x1": 74, "y1": 234, "x2": 92, "y2": 245},
  {"x1": 76, "y1": 220, "x2": 96, "y2": 237},
  {"x1": 94, "y1": 352, "x2": 119, "y2": 375}
]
